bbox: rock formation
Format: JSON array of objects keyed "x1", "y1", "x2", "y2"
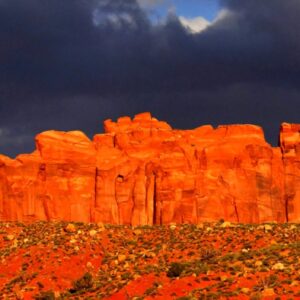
[{"x1": 0, "y1": 112, "x2": 299, "y2": 224}]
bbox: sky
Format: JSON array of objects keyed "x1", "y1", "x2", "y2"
[
  {"x1": 1, "y1": 0, "x2": 300, "y2": 157},
  {"x1": 140, "y1": 0, "x2": 220, "y2": 21}
]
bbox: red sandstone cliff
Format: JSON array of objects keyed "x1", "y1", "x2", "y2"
[{"x1": 0, "y1": 113, "x2": 299, "y2": 224}]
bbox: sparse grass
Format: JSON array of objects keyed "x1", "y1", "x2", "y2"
[
  {"x1": 1, "y1": 222, "x2": 300, "y2": 298},
  {"x1": 70, "y1": 272, "x2": 93, "y2": 293}
]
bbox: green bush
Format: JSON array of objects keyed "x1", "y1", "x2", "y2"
[
  {"x1": 71, "y1": 272, "x2": 93, "y2": 293},
  {"x1": 167, "y1": 262, "x2": 186, "y2": 278},
  {"x1": 34, "y1": 290, "x2": 55, "y2": 300}
]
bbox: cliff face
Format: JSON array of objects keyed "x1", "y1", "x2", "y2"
[
  {"x1": 280, "y1": 123, "x2": 300, "y2": 222},
  {"x1": 0, "y1": 113, "x2": 299, "y2": 224}
]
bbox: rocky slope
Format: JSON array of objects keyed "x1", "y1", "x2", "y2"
[{"x1": 0, "y1": 113, "x2": 300, "y2": 224}]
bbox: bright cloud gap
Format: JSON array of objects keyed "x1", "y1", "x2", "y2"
[{"x1": 178, "y1": 16, "x2": 210, "y2": 33}]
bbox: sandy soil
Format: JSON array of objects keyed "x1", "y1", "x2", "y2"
[{"x1": 0, "y1": 221, "x2": 300, "y2": 299}]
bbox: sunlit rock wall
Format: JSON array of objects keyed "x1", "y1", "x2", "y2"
[{"x1": 0, "y1": 112, "x2": 299, "y2": 224}]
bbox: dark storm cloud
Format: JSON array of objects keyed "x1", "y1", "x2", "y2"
[
  {"x1": 1, "y1": 0, "x2": 300, "y2": 156},
  {"x1": 0, "y1": 0, "x2": 149, "y2": 94},
  {"x1": 204, "y1": 0, "x2": 300, "y2": 86}
]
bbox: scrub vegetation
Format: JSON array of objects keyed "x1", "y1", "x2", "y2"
[{"x1": 0, "y1": 221, "x2": 300, "y2": 299}]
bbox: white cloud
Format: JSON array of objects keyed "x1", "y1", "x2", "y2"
[
  {"x1": 213, "y1": 8, "x2": 234, "y2": 23},
  {"x1": 92, "y1": 10, "x2": 136, "y2": 28},
  {"x1": 179, "y1": 16, "x2": 210, "y2": 34}
]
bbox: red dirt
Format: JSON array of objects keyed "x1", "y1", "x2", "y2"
[{"x1": 0, "y1": 221, "x2": 300, "y2": 299}]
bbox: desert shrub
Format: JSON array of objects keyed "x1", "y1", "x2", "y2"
[
  {"x1": 199, "y1": 248, "x2": 218, "y2": 261},
  {"x1": 34, "y1": 290, "x2": 55, "y2": 300},
  {"x1": 253, "y1": 274, "x2": 278, "y2": 291},
  {"x1": 121, "y1": 272, "x2": 132, "y2": 280},
  {"x1": 167, "y1": 262, "x2": 186, "y2": 278},
  {"x1": 198, "y1": 292, "x2": 220, "y2": 299},
  {"x1": 249, "y1": 293, "x2": 262, "y2": 300},
  {"x1": 144, "y1": 286, "x2": 157, "y2": 296},
  {"x1": 176, "y1": 296, "x2": 194, "y2": 300},
  {"x1": 71, "y1": 272, "x2": 93, "y2": 293}
]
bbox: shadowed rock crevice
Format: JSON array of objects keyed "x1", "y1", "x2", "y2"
[{"x1": 0, "y1": 113, "x2": 300, "y2": 224}]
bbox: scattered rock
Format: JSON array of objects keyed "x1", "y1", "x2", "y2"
[
  {"x1": 97, "y1": 223, "x2": 106, "y2": 232},
  {"x1": 169, "y1": 223, "x2": 176, "y2": 230},
  {"x1": 128, "y1": 254, "x2": 136, "y2": 261},
  {"x1": 272, "y1": 262, "x2": 285, "y2": 270},
  {"x1": 133, "y1": 229, "x2": 142, "y2": 235},
  {"x1": 6, "y1": 235, "x2": 15, "y2": 241},
  {"x1": 254, "y1": 260, "x2": 263, "y2": 267},
  {"x1": 65, "y1": 224, "x2": 76, "y2": 233},
  {"x1": 291, "y1": 280, "x2": 299, "y2": 286},
  {"x1": 264, "y1": 224, "x2": 273, "y2": 231},
  {"x1": 89, "y1": 230, "x2": 97, "y2": 237},
  {"x1": 262, "y1": 288, "x2": 275, "y2": 297},
  {"x1": 241, "y1": 287, "x2": 250, "y2": 294},
  {"x1": 118, "y1": 254, "x2": 126, "y2": 263},
  {"x1": 220, "y1": 221, "x2": 233, "y2": 228}
]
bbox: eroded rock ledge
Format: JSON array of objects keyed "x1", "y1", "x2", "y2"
[{"x1": 1, "y1": 113, "x2": 300, "y2": 224}]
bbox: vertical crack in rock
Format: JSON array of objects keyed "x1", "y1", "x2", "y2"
[
  {"x1": 285, "y1": 195, "x2": 289, "y2": 222},
  {"x1": 153, "y1": 175, "x2": 157, "y2": 225},
  {"x1": 280, "y1": 123, "x2": 300, "y2": 222},
  {"x1": 232, "y1": 197, "x2": 240, "y2": 223},
  {"x1": 114, "y1": 175, "x2": 122, "y2": 225},
  {"x1": 91, "y1": 167, "x2": 98, "y2": 223}
]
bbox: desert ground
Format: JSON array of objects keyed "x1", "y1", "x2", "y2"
[{"x1": 0, "y1": 221, "x2": 300, "y2": 299}]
